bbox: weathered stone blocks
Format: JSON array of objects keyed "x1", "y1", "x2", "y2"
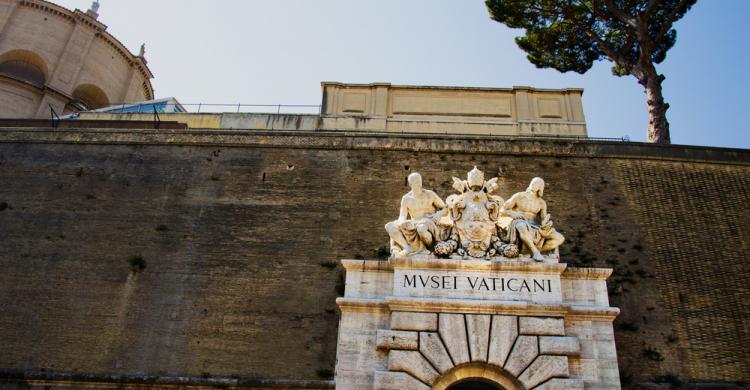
[
  {"x1": 534, "y1": 378, "x2": 585, "y2": 389},
  {"x1": 376, "y1": 330, "x2": 418, "y2": 350},
  {"x1": 518, "y1": 355, "x2": 570, "y2": 388},
  {"x1": 387, "y1": 350, "x2": 439, "y2": 385},
  {"x1": 539, "y1": 336, "x2": 581, "y2": 356},
  {"x1": 438, "y1": 313, "x2": 470, "y2": 365},
  {"x1": 378, "y1": 311, "x2": 589, "y2": 388},
  {"x1": 419, "y1": 332, "x2": 454, "y2": 373},
  {"x1": 466, "y1": 314, "x2": 491, "y2": 362},
  {"x1": 488, "y1": 315, "x2": 518, "y2": 367},
  {"x1": 390, "y1": 312, "x2": 437, "y2": 331},
  {"x1": 374, "y1": 371, "x2": 430, "y2": 390},
  {"x1": 519, "y1": 317, "x2": 565, "y2": 336},
  {"x1": 504, "y1": 335, "x2": 539, "y2": 376}
]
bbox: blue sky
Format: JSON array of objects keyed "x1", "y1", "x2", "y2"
[{"x1": 54, "y1": 1, "x2": 748, "y2": 148}]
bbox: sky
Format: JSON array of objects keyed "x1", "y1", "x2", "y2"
[{"x1": 53, "y1": 0, "x2": 749, "y2": 148}]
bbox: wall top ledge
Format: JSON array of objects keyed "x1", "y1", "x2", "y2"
[
  {"x1": 1, "y1": 128, "x2": 748, "y2": 165},
  {"x1": 341, "y1": 259, "x2": 392, "y2": 272},
  {"x1": 342, "y1": 258, "x2": 569, "y2": 273},
  {"x1": 320, "y1": 81, "x2": 584, "y2": 94},
  {"x1": 562, "y1": 267, "x2": 614, "y2": 280}
]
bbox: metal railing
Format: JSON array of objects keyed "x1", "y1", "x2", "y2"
[
  {"x1": 185, "y1": 103, "x2": 322, "y2": 114},
  {"x1": 515, "y1": 134, "x2": 631, "y2": 142},
  {"x1": 105, "y1": 103, "x2": 322, "y2": 114}
]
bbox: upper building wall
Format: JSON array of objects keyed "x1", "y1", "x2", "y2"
[
  {"x1": 0, "y1": 0, "x2": 153, "y2": 119},
  {"x1": 74, "y1": 82, "x2": 588, "y2": 138},
  {"x1": 321, "y1": 82, "x2": 587, "y2": 136}
]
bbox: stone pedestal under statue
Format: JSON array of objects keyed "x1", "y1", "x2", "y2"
[{"x1": 334, "y1": 257, "x2": 620, "y2": 390}]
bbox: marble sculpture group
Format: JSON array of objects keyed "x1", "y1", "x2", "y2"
[{"x1": 386, "y1": 167, "x2": 565, "y2": 261}]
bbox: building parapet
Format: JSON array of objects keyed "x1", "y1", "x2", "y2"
[{"x1": 321, "y1": 82, "x2": 587, "y2": 136}]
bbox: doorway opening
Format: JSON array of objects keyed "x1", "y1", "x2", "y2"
[{"x1": 447, "y1": 379, "x2": 504, "y2": 390}]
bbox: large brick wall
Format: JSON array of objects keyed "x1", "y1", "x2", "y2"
[{"x1": 0, "y1": 129, "x2": 748, "y2": 388}]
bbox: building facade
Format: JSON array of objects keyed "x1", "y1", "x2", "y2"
[
  {"x1": 0, "y1": 0, "x2": 153, "y2": 119},
  {"x1": 0, "y1": 5, "x2": 747, "y2": 385},
  {"x1": 71, "y1": 82, "x2": 587, "y2": 138}
]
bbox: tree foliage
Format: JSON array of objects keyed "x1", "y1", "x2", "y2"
[{"x1": 486, "y1": 0, "x2": 696, "y2": 144}]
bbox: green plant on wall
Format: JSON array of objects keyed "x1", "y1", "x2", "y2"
[{"x1": 128, "y1": 255, "x2": 146, "y2": 273}]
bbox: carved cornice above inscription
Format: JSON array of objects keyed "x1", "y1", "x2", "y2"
[
  {"x1": 341, "y1": 258, "x2": 569, "y2": 273},
  {"x1": 389, "y1": 257, "x2": 567, "y2": 273}
]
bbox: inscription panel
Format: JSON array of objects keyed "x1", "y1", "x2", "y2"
[{"x1": 393, "y1": 268, "x2": 562, "y2": 303}]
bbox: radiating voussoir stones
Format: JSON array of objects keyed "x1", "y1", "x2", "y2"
[
  {"x1": 388, "y1": 350, "x2": 440, "y2": 385},
  {"x1": 488, "y1": 315, "x2": 518, "y2": 367},
  {"x1": 439, "y1": 313, "x2": 470, "y2": 365},
  {"x1": 466, "y1": 314, "x2": 491, "y2": 362},
  {"x1": 517, "y1": 355, "x2": 570, "y2": 389},
  {"x1": 504, "y1": 335, "x2": 539, "y2": 376},
  {"x1": 419, "y1": 332, "x2": 454, "y2": 373}
]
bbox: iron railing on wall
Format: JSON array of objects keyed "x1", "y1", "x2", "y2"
[{"x1": 105, "y1": 103, "x2": 322, "y2": 114}]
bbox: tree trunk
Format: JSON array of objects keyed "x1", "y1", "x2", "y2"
[{"x1": 641, "y1": 67, "x2": 671, "y2": 144}]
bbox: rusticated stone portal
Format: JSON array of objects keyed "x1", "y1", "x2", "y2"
[{"x1": 335, "y1": 258, "x2": 619, "y2": 389}]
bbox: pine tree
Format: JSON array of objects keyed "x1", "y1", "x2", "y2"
[{"x1": 486, "y1": 0, "x2": 696, "y2": 144}]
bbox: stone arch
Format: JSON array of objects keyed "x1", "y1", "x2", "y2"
[
  {"x1": 0, "y1": 49, "x2": 49, "y2": 87},
  {"x1": 72, "y1": 84, "x2": 110, "y2": 110},
  {"x1": 433, "y1": 362, "x2": 525, "y2": 390},
  {"x1": 377, "y1": 312, "x2": 581, "y2": 389}
]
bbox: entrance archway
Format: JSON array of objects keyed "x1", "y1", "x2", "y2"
[
  {"x1": 447, "y1": 378, "x2": 504, "y2": 389},
  {"x1": 431, "y1": 363, "x2": 525, "y2": 390}
]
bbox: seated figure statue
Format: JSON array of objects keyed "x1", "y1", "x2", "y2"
[
  {"x1": 500, "y1": 177, "x2": 564, "y2": 261},
  {"x1": 385, "y1": 172, "x2": 450, "y2": 257}
]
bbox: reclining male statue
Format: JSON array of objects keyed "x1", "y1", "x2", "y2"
[
  {"x1": 500, "y1": 177, "x2": 565, "y2": 261},
  {"x1": 385, "y1": 172, "x2": 452, "y2": 257}
]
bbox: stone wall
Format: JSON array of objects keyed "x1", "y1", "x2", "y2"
[{"x1": 0, "y1": 128, "x2": 748, "y2": 388}]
